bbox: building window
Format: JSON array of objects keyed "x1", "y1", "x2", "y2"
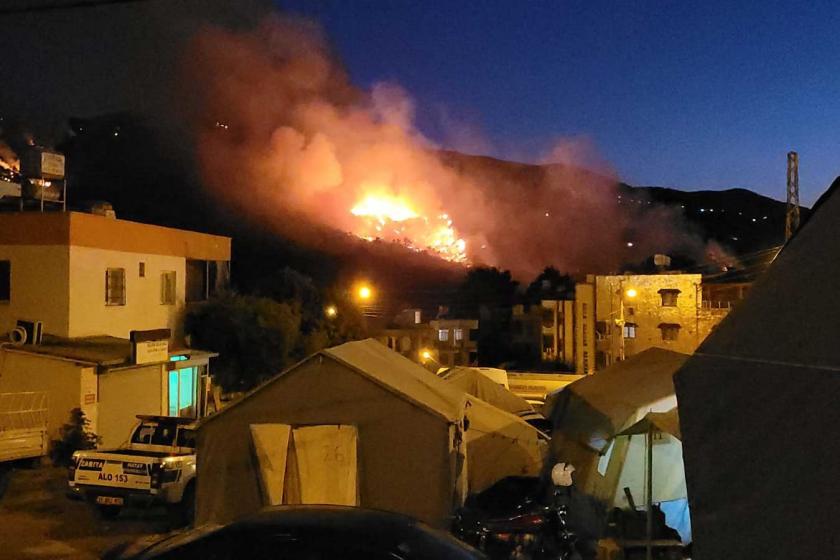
[
  {"x1": 454, "y1": 328, "x2": 464, "y2": 341},
  {"x1": 0, "y1": 261, "x2": 9, "y2": 302},
  {"x1": 138, "y1": 262, "x2": 146, "y2": 278},
  {"x1": 105, "y1": 268, "x2": 126, "y2": 306},
  {"x1": 582, "y1": 303, "x2": 588, "y2": 319},
  {"x1": 659, "y1": 323, "x2": 681, "y2": 341},
  {"x1": 623, "y1": 322, "x2": 637, "y2": 339},
  {"x1": 582, "y1": 325, "x2": 588, "y2": 347},
  {"x1": 659, "y1": 289, "x2": 681, "y2": 307},
  {"x1": 161, "y1": 271, "x2": 176, "y2": 305},
  {"x1": 438, "y1": 329, "x2": 449, "y2": 342}
]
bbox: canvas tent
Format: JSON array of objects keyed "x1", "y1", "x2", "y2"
[
  {"x1": 675, "y1": 178, "x2": 840, "y2": 559},
  {"x1": 544, "y1": 348, "x2": 688, "y2": 507},
  {"x1": 196, "y1": 339, "x2": 545, "y2": 528},
  {"x1": 441, "y1": 367, "x2": 536, "y2": 418}
]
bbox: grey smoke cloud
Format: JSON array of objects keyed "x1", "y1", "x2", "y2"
[{"x1": 181, "y1": 15, "x2": 711, "y2": 278}]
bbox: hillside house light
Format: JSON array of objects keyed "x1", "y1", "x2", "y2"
[{"x1": 325, "y1": 305, "x2": 338, "y2": 318}]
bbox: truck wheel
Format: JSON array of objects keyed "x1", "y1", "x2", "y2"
[
  {"x1": 97, "y1": 505, "x2": 121, "y2": 519},
  {"x1": 168, "y1": 483, "x2": 195, "y2": 528}
]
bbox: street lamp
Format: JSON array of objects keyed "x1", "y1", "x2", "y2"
[{"x1": 325, "y1": 305, "x2": 338, "y2": 318}]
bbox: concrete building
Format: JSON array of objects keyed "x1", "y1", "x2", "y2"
[
  {"x1": 0, "y1": 211, "x2": 230, "y2": 447},
  {"x1": 0, "y1": 211, "x2": 230, "y2": 339},
  {"x1": 0, "y1": 336, "x2": 216, "y2": 448},
  {"x1": 429, "y1": 318, "x2": 479, "y2": 367},
  {"x1": 511, "y1": 299, "x2": 576, "y2": 366},
  {"x1": 376, "y1": 309, "x2": 435, "y2": 363},
  {"x1": 574, "y1": 282, "x2": 596, "y2": 375},
  {"x1": 576, "y1": 273, "x2": 731, "y2": 371}
]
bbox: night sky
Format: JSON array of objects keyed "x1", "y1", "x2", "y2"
[
  {"x1": 2, "y1": 0, "x2": 839, "y2": 204},
  {"x1": 278, "y1": 0, "x2": 840, "y2": 205}
]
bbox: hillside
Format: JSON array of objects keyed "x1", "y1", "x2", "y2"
[{"x1": 2, "y1": 114, "x2": 806, "y2": 291}]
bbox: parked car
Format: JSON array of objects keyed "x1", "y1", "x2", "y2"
[
  {"x1": 68, "y1": 415, "x2": 196, "y2": 523},
  {"x1": 103, "y1": 505, "x2": 488, "y2": 560}
]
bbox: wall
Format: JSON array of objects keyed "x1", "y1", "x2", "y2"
[
  {"x1": 97, "y1": 364, "x2": 165, "y2": 448},
  {"x1": 594, "y1": 274, "x2": 703, "y2": 367},
  {"x1": 0, "y1": 350, "x2": 82, "y2": 441},
  {"x1": 68, "y1": 246, "x2": 186, "y2": 339},
  {"x1": 0, "y1": 244, "x2": 70, "y2": 337},
  {"x1": 574, "y1": 283, "x2": 595, "y2": 374},
  {"x1": 429, "y1": 319, "x2": 478, "y2": 367}
]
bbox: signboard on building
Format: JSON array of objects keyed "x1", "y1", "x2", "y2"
[
  {"x1": 20, "y1": 149, "x2": 65, "y2": 179},
  {"x1": 130, "y1": 329, "x2": 171, "y2": 365}
]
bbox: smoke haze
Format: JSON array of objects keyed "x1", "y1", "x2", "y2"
[{"x1": 182, "y1": 15, "x2": 715, "y2": 278}]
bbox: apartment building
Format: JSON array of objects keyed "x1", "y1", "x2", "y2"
[{"x1": 0, "y1": 211, "x2": 231, "y2": 447}]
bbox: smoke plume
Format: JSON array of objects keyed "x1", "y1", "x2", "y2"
[{"x1": 181, "y1": 16, "x2": 712, "y2": 278}]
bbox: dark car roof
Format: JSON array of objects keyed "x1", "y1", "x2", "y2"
[{"x1": 127, "y1": 505, "x2": 485, "y2": 560}]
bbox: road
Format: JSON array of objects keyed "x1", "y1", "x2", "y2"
[{"x1": 0, "y1": 464, "x2": 169, "y2": 559}]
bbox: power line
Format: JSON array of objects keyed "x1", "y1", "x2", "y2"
[{"x1": 0, "y1": 0, "x2": 152, "y2": 15}]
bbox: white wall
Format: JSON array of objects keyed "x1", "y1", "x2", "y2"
[
  {"x1": 0, "y1": 245, "x2": 70, "y2": 337},
  {"x1": 97, "y1": 364, "x2": 165, "y2": 448},
  {"x1": 0, "y1": 351, "x2": 82, "y2": 441},
  {"x1": 68, "y1": 246, "x2": 186, "y2": 339}
]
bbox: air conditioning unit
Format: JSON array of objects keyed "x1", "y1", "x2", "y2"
[{"x1": 11, "y1": 320, "x2": 43, "y2": 346}]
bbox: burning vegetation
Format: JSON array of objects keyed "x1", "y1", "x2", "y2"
[{"x1": 181, "y1": 15, "x2": 725, "y2": 278}]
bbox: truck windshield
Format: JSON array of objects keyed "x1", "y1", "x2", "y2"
[{"x1": 131, "y1": 423, "x2": 178, "y2": 446}]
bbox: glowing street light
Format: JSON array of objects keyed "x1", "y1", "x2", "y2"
[
  {"x1": 420, "y1": 349, "x2": 433, "y2": 362},
  {"x1": 625, "y1": 288, "x2": 638, "y2": 299},
  {"x1": 325, "y1": 305, "x2": 338, "y2": 318},
  {"x1": 357, "y1": 285, "x2": 373, "y2": 301}
]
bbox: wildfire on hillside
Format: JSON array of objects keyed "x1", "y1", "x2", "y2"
[
  {"x1": 184, "y1": 16, "x2": 728, "y2": 278},
  {"x1": 349, "y1": 191, "x2": 467, "y2": 263}
]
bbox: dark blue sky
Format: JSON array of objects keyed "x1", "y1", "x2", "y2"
[{"x1": 278, "y1": 1, "x2": 840, "y2": 205}]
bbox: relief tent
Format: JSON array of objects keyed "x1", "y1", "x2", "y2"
[
  {"x1": 675, "y1": 178, "x2": 840, "y2": 559},
  {"x1": 196, "y1": 339, "x2": 544, "y2": 527}
]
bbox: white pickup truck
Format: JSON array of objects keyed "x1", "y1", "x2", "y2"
[
  {"x1": 0, "y1": 392, "x2": 48, "y2": 465},
  {"x1": 68, "y1": 415, "x2": 197, "y2": 523}
]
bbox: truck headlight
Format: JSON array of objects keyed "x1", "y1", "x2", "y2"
[{"x1": 161, "y1": 459, "x2": 183, "y2": 483}]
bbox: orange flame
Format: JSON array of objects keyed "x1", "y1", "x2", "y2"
[{"x1": 349, "y1": 191, "x2": 467, "y2": 263}]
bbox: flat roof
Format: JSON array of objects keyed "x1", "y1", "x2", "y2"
[
  {"x1": 2, "y1": 334, "x2": 216, "y2": 368},
  {"x1": 0, "y1": 212, "x2": 230, "y2": 260}
]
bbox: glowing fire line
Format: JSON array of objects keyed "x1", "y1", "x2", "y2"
[{"x1": 350, "y1": 193, "x2": 467, "y2": 263}]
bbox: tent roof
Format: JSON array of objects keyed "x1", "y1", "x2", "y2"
[
  {"x1": 688, "y1": 177, "x2": 840, "y2": 369},
  {"x1": 617, "y1": 408, "x2": 681, "y2": 440},
  {"x1": 441, "y1": 367, "x2": 535, "y2": 417},
  {"x1": 546, "y1": 347, "x2": 688, "y2": 429},
  {"x1": 201, "y1": 339, "x2": 467, "y2": 428},
  {"x1": 324, "y1": 340, "x2": 466, "y2": 422}
]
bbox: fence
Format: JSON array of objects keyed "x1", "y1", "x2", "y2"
[{"x1": 0, "y1": 392, "x2": 48, "y2": 432}]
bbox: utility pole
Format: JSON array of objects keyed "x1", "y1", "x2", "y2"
[{"x1": 786, "y1": 151, "x2": 800, "y2": 241}]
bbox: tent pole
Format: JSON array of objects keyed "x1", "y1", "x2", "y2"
[{"x1": 646, "y1": 425, "x2": 653, "y2": 560}]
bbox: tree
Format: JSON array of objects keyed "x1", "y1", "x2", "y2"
[
  {"x1": 185, "y1": 293, "x2": 302, "y2": 392},
  {"x1": 452, "y1": 267, "x2": 519, "y2": 317},
  {"x1": 525, "y1": 267, "x2": 575, "y2": 303},
  {"x1": 51, "y1": 408, "x2": 99, "y2": 466}
]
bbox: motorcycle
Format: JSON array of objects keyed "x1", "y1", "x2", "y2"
[{"x1": 453, "y1": 463, "x2": 582, "y2": 560}]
